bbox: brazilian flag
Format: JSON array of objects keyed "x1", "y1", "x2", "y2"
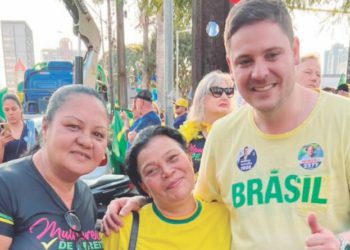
[
  {"x1": 0, "y1": 87, "x2": 9, "y2": 121},
  {"x1": 17, "y1": 81, "x2": 24, "y2": 104},
  {"x1": 109, "y1": 104, "x2": 133, "y2": 174}
]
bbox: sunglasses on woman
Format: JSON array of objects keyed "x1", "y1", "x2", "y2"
[
  {"x1": 209, "y1": 87, "x2": 234, "y2": 98},
  {"x1": 65, "y1": 210, "x2": 91, "y2": 250}
]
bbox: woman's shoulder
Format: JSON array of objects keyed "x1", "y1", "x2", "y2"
[{"x1": 0, "y1": 156, "x2": 32, "y2": 177}]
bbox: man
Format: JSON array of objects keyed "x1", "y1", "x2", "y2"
[
  {"x1": 296, "y1": 53, "x2": 322, "y2": 89},
  {"x1": 125, "y1": 89, "x2": 161, "y2": 146},
  {"x1": 195, "y1": 0, "x2": 350, "y2": 249},
  {"x1": 173, "y1": 98, "x2": 188, "y2": 129}
]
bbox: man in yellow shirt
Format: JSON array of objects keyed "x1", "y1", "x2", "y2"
[
  {"x1": 102, "y1": 1, "x2": 350, "y2": 249},
  {"x1": 195, "y1": 0, "x2": 350, "y2": 249}
]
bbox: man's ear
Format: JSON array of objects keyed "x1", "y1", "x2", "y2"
[
  {"x1": 226, "y1": 55, "x2": 234, "y2": 75},
  {"x1": 292, "y1": 36, "x2": 300, "y2": 65},
  {"x1": 226, "y1": 55, "x2": 235, "y2": 83}
]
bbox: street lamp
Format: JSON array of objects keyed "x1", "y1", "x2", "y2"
[{"x1": 175, "y1": 29, "x2": 190, "y2": 98}]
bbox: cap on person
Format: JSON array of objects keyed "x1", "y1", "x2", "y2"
[
  {"x1": 132, "y1": 89, "x2": 153, "y2": 102},
  {"x1": 174, "y1": 98, "x2": 189, "y2": 109}
]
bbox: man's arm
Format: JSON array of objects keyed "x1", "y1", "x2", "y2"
[
  {"x1": 127, "y1": 131, "x2": 137, "y2": 145},
  {"x1": 102, "y1": 196, "x2": 147, "y2": 236},
  {"x1": 194, "y1": 128, "x2": 222, "y2": 202}
]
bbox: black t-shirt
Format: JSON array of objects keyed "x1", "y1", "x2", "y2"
[
  {"x1": 3, "y1": 124, "x2": 29, "y2": 163},
  {"x1": 0, "y1": 157, "x2": 103, "y2": 250},
  {"x1": 188, "y1": 132, "x2": 206, "y2": 173}
]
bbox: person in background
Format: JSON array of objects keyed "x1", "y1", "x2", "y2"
[
  {"x1": 101, "y1": 126, "x2": 230, "y2": 249},
  {"x1": 0, "y1": 85, "x2": 107, "y2": 249},
  {"x1": 296, "y1": 53, "x2": 321, "y2": 89},
  {"x1": 179, "y1": 70, "x2": 234, "y2": 173},
  {"x1": 0, "y1": 93, "x2": 36, "y2": 163},
  {"x1": 102, "y1": 1, "x2": 350, "y2": 249},
  {"x1": 122, "y1": 90, "x2": 161, "y2": 147},
  {"x1": 336, "y1": 83, "x2": 349, "y2": 97},
  {"x1": 173, "y1": 98, "x2": 188, "y2": 129}
]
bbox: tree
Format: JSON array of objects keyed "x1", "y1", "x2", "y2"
[
  {"x1": 136, "y1": 0, "x2": 191, "y2": 110},
  {"x1": 192, "y1": 0, "x2": 231, "y2": 91},
  {"x1": 285, "y1": 0, "x2": 350, "y2": 83}
]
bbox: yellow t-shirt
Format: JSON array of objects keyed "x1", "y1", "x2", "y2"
[
  {"x1": 101, "y1": 199, "x2": 231, "y2": 250},
  {"x1": 195, "y1": 91, "x2": 350, "y2": 250}
]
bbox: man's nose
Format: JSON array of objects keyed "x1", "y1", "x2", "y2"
[{"x1": 251, "y1": 60, "x2": 269, "y2": 81}]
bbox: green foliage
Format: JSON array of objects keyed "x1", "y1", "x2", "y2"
[
  {"x1": 176, "y1": 32, "x2": 192, "y2": 98},
  {"x1": 286, "y1": 0, "x2": 350, "y2": 16}
]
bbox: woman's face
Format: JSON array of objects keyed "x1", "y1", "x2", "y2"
[
  {"x1": 204, "y1": 81, "x2": 234, "y2": 120},
  {"x1": 3, "y1": 99, "x2": 22, "y2": 124},
  {"x1": 42, "y1": 94, "x2": 108, "y2": 179},
  {"x1": 138, "y1": 135, "x2": 195, "y2": 208}
]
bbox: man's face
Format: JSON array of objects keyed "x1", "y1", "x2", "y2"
[
  {"x1": 226, "y1": 21, "x2": 300, "y2": 114},
  {"x1": 174, "y1": 105, "x2": 186, "y2": 116},
  {"x1": 296, "y1": 58, "x2": 321, "y2": 89},
  {"x1": 132, "y1": 98, "x2": 143, "y2": 118}
]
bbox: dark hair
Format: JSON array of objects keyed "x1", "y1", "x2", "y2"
[
  {"x1": 2, "y1": 93, "x2": 22, "y2": 109},
  {"x1": 127, "y1": 126, "x2": 187, "y2": 196},
  {"x1": 45, "y1": 84, "x2": 108, "y2": 123},
  {"x1": 224, "y1": 0, "x2": 294, "y2": 55}
]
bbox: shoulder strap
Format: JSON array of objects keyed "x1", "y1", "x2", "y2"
[{"x1": 128, "y1": 211, "x2": 139, "y2": 250}]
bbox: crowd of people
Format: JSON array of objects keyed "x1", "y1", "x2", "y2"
[{"x1": 0, "y1": 0, "x2": 350, "y2": 249}]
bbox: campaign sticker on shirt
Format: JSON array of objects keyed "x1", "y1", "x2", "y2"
[
  {"x1": 298, "y1": 143, "x2": 324, "y2": 170},
  {"x1": 237, "y1": 146, "x2": 257, "y2": 171}
]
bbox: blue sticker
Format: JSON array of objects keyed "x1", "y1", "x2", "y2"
[
  {"x1": 237, "y1": 146, "x2": 257, "y2": 171},
  {"x1": 298, "y1": 143, "x2": 324, "y2": 170}
]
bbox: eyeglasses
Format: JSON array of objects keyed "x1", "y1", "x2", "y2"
[
  {"x1": 209, "y1": 87, "x2": 234, "y2": 98},
  {"x1": 65, "y1": 211, "x2": 91, "y2": 250}
]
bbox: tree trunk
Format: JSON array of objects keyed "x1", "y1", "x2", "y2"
[
  {"x1": 142, "y1": 7, "x2": 151, "y2": 89},
  {"x1": 156, "y1": 11, "x2": 165, "y2": 110},
  {"x1": 192, "y1": 0, "x2": 230, "y2": 92},
  {"x1": 116, "y1": 0, "x2": 128, "y2": 108}
]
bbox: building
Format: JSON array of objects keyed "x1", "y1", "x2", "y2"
[
  {"x1": 323, "y1": 43, "x2": 348, "y2": 75},
  {"x1": 1, "y1": 21, "x2": 35, "y2": 89},
  {"x1": 41, "y1": 38, "x2": 85, "y2": 62}
]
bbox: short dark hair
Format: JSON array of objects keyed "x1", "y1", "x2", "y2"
[
  {"x1": 224, "y1": 0, "x2": 294, "y2": 55},
  {"x1": 2, "y1": 93, "x2": 22, "y2": 108},
  {"x1": 133, "y1": 89, "x2": 153, "y2": 102},
  {"x1": 45, "y1": 85, "x2": 108, "y2": 123},
  {"x1": 127, "y1": 126, "x2": 187, "y2": 196}
]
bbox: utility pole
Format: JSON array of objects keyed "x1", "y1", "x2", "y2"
[
  {"x1": 116, "y1": 0, "x2": 128, "y2": 108},
  {"x1": 164, "y1": 0, "x2": 174, "y2": 126},
  {"x1": 107, "y1": 0, "x2": 115, "y2": 118}
]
